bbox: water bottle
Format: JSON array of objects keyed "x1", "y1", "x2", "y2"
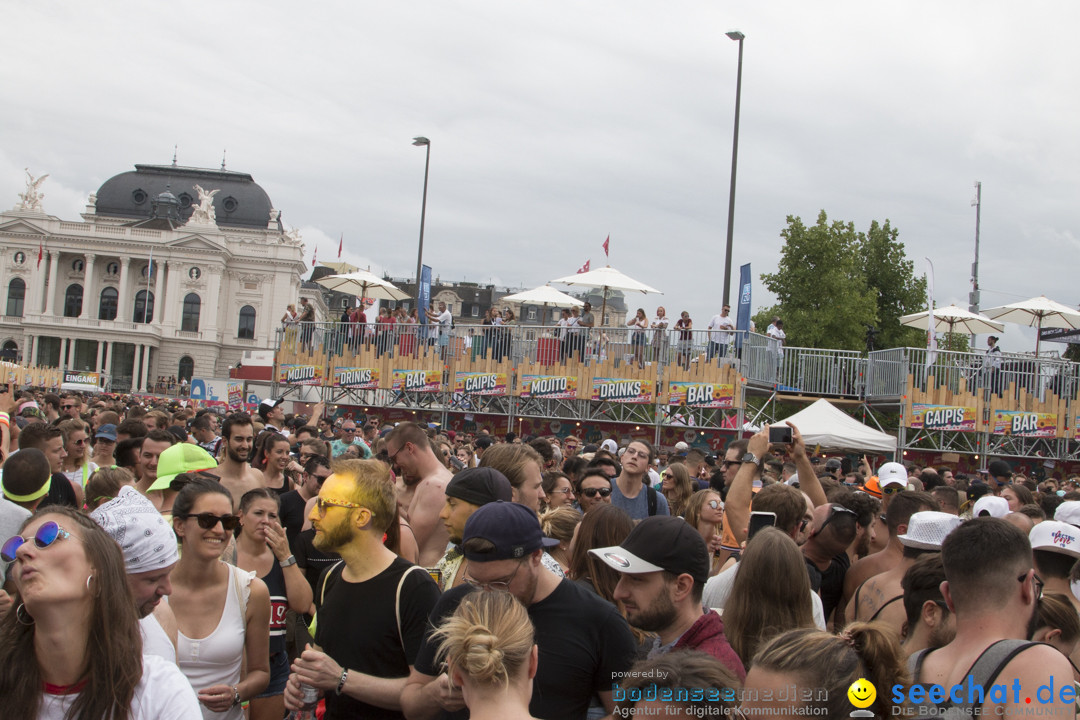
[{"x1": 285, "y1": 683, "x2": 320, "y2": 720}]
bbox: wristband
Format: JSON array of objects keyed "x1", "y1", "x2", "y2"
[
  {"x1": 0, "y1": 411, "x2": 9, "y2": 424},
  {"x1": 336, "y1": 668, "x2": 349, "y2": 695},
  {"x1": 281, "y1": 555, "x2": 297, "y2": 568},
  {"x1": 232, "y1": 686, "x2": 241, "y2": 707}
]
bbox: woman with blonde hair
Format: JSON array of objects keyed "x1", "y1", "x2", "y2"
[
  {"x1": 84, "y1": 466, "x2": 137, "y2": 511},
  {"x1": 659, "y1": 463, "x2": 694, "y2": 517},
  {"x1": 539, "y1": 506, "x2": 580, "y2": 574},
  {"x1": 433, "y1": 592, "x2": 538, "y2": 720},
  {"x1": 722, "y1": 527, "x2": 816, "y2": 666},
  {"x1": 683, "y1": 489, "x2": 725, "y2": 575}
]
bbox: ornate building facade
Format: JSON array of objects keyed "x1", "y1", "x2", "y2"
[{"x1": 0, "y1": 163, "x2": 307, "y2": 392}]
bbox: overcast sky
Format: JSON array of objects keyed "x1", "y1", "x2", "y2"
[{"x1": 2, "y1": 1, "x2": 1076, "y2": 353}]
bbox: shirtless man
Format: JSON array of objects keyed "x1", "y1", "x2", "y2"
[
  {"x1": 207, "y1": 413, "x2": 265, "y2": 513},
  {"x1": 135, "y1": 429, "x2": 177, "y2": 512},
  {"x1": 907, "y1": 518, "x2": 1072, "y2": 717},
  {"x1": 385, "y1": 422, "x2": 451, "y2": 567},
  {"x1": 846, "y1": 510, "x2": 960, "y2": 635},
  {"x1": 839, "y1": 490, "x2": 936, "y2": 628}
]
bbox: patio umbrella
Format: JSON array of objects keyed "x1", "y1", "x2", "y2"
[
  {"x1": 550, "y1": 265, "x2": 661, "y2": 326},
  {"x1": 983, "y1": 295, "x2": 1080, "y2": 355},
  {"x1": 315, "y1": 270, "x2": 411, "y2": 303},
  {"x1": 899, "y1": 304, "x2": 1005, "y2": 336},
  {"x1": 499, "y1": 284, "x2": 585, "y2": 308},
  {"x1": 320, "y1": 261, "x2": 360, "y2": 274}
]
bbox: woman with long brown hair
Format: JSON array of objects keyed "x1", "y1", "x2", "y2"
[
  {"x1": 683, "y1": 489, "x2": 725, "y2": 575},
  {"x1": 0, "y1": 506, "x2": 201, "y2": 719},
  {"x1": 659, "y1": 463, "x2": 694, "y2": 517},
  {"x1": 252, "y1": 432, "x2": 298, "y2": 496}
]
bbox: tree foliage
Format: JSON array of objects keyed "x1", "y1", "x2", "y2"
[{"x1": 759, "y1": 211, "x2": 928, "y2": 352}]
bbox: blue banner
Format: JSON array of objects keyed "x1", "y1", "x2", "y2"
[
  {"x1": 736, "y1": 263, "x2": 751, "y2": 349},
  {"x1": 418, "y1": 264, "x2": 432, "y2": 326}
]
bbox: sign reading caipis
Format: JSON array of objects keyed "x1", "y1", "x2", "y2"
[
  {"x1": 520, "y1": 375, "x2": 577, "y2": 399},
  {"x1": 392, "y1": 369, "x2": 441, "y2": 393},
  {"x1": 334, "y1": 367, "x2": 380, "y2": 390},
  {"x1": 591, "y1": 377, "x2": 654, "y2": 403},
  {"x1": 910, "y1": 403, "x2": 977, "y2": 431},
  {"x1": 454, "y1": 372, "x2": 507, "y2": 396},
  {"x1": 277, "y1": 364, "x2": 324, "y2": 386},
  {"x1": 667, "y1": 381, "x2": 735, "y2": 408},
  {"x1": 992, "y1": 410, "x2": 1057, "y2": 438}
]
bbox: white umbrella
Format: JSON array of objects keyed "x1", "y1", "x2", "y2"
[
  {"x1": 550, "y1": 265, "x2": 661, "y2": 325},
  {"x1": 315, "y1": 270, "x2": 411, "y2": 302},
  {"x1": 499, "y1": 284, "x2": 585, "y2": 307},
  {"x1": 983, "y1": 295, "x2": 1080, "y2": 355},
  {"x1": 899, "y1": 304, "x2": 1005, "y2": 336},
  {"x1": 320, "y1": 261, "x2": 360, "y2": 274}
]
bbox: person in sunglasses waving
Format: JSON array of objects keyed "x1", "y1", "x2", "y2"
[{"x1": 169, "y1": 475, "x2": 271, "y2": 718}]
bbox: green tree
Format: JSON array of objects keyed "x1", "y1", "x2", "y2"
[
  {"x1": 760, "y1": 211, "x2": 878, "y2": 351},
  {"x1": 860, "y1": 219, "x2": 927, "y2": 349}
]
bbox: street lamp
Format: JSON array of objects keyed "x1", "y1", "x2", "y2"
[
  {"x1": 412, "y1": 136, "x2": 431, "y2": 314},
  {"x1": 721, "y1": 30, "x2": 744, "y2": 308}
]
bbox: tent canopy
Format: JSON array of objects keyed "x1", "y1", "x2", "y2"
[{"x1": 773, "y1": 398, "x2": 896, "y2": 454}]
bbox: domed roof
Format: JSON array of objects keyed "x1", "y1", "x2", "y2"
[{"x1": 95, "y1": 164, "x2": 280, "y2": 230}]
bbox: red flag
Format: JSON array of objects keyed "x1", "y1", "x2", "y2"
[
  {"x1": 577, "y1": 259, "x2": 591, "y2": 274},
  {"x1": 37, "y1": 239, "x2": 43, "y2": 269},
  {"x1": 338, "y1": 233, "x2": 343, "y2": 259},
  {"x1": 311, "y1": 246, "x2": 318, "y2": 268},
  {"x1": 602, "y1": 235, "x2": 609, "y2": 257}
]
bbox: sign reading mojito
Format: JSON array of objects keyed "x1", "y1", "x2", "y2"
[
  {"x1": 278, "y1": 364, "x2": 324, "y2": 386},
  {"x1": 520, "y1": 375, "x2": 577, "y2": 399},
  {"x1": 334, "y1": 367, "x2": 380, "y2": 390},
  {"x1": 392, "y1": 369, "x2": 441, "y2": 392},
  {"x1": 454, "y1": 372, "x2": 507, "y2": 396},
  {"x1": 591, "y1": 378, "x2": 654, "y2": 403},
  {"x1": 668, "y1": 382, "x2": 735, "y2": 408},
  {"x1": 910, "y1": 404, "x2": 977, "y2": 431}
]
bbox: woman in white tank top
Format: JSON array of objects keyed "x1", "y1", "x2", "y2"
[{"x1": 169, "y1": 476, "x2": 271, "y2": 719}]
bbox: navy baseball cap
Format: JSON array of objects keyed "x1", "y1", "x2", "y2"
[{"x1": 462, "y1": 501, "x2": 559, "y2": 562}]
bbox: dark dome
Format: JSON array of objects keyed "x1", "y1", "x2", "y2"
[{"x1": 95, "y1": 164, "x2": 280, "y2": 230}]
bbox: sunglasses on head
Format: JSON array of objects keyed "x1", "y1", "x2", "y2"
[
  {"x1": 581, "y1": 487, "x2": 612, "y2": 498},
  {"x1": 819, "y1": 505, "x2": 858, "y2": 532},
  {"x1": 178, "y1": 513, "x2": 240, "y2": 532},
  {"x1": 2, "y1": 521, "x2": 74, "y2": 563}
]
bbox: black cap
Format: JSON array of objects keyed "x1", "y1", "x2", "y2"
[
  {"x1": 967, "y1": 482, "x2": 991, "y2": 502},
  {"x1": 590, "y1": 516, "x2": 710, "y2": 584},
  {"x1": 462, "y1": 502, "x2": 559, "y2": 561},
  {"x1": 988, "y1": 460, "x2": 1012, "y2": 480},
  {"x1": 446, "y1": 467, "x2": 513, "y2": 507},
  {"x1": 474, "y1": 436, "x2": 494, "y2": 450},
  {"x1": 825, "y1": 459, "x2": 842, "y2": 470}
]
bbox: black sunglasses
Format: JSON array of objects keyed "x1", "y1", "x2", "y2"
[
  {"x1": 178, "y1": 513, "x2": 240, "y2": 532},
  {"x1": 581, "y1": 487, "x2": 612, "y2": 498}
]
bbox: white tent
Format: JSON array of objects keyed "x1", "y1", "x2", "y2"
[{"x1": 773, "y1": 398, "x2": 896, "y2": 454}]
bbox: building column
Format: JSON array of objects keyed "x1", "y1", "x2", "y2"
[
  {"x1": 152, "y1": 261, "x2": 164, "y2": 323},
  {"x1": 24, "y1": 335, "x2": 34, "y2": 366},
  {"x1": 105, "y1": 341, "x2": 113, "y2": 377},
  {"x1": 117, "y1": 257, "x2": 132, "y2": 322},
  {"x1": 205, "y1": 266, "x2": 223, "y2": 336},
  {"x1": 79, "y1": 253, "x2": 96, "y2": 319},
  {"x1": 139, "y1": 345, "x2": 152, "y2": 392},
  {"x1": 95, "y1": 339, "x2": 105, "y2": 372},
  {"x1": 43, "y1": 251, "x2": 60, "y2": 315}
]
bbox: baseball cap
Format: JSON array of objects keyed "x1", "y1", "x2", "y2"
[
  {"x1": 590, "y1": 516, "x2": 710, "y2": 584},
  {"x1": 148, "y1": 444, "x2": 218, "y2": 492},
  {"x1": 462, "y1": 502, "x2": 559, "y2": 561},
  {"x1": 862, "y1": 476, "x2": 882, "y2": 499},
  {"x1": 1030, "y1": 521, "x2": 1080, "y2": 559},
  {"x1": 877, "y1": 462, "x2": 908, "y2": 489},
  {"x1": 825, "y1": 459, "x2": 842, "y2": 471},
  {"x1": 674, "y1": 441, "x2": 689, "y2": 454},
  {"x1": 987, "y1": 460, "x2": 1012, "y2": 479},
  {"x1": 95, "y1": 424, "x2": 118, "y2": 442},
  {"x1": 474, "y1": 436, "x2": 494, "y2": 450},
  {"x1": 258, "y1": 397, "x2": 283, "y2": 418},
  {"x1": 897, "y1": 511, "x2": 963, "y2": 550},
  {"x1": 600, "y1": 439, "x2": 618, "y2": 453},
  {"x1": 445, "y1": 467, "x2": 513, "y2": 507},
  {"x1": 1054, "y1": 501, "x2": 1080, "y2": 528},
  {"x1": 972, "y1": 495, "x2": 1009, "y2": 519}
]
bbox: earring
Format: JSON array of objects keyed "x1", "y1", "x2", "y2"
[
  {"x1": 15, "y1": 603, "x2": 34, "y2": 626},
  {"x1": 86, "y1": 575, "x2": 94, "y2": 592}
]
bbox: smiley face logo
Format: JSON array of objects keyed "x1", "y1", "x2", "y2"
[{"x1": 847, "y1": 678, "x2": 876, "y2": 709}]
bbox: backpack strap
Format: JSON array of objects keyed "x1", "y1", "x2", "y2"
[
  {"x1": 647, "y1": 485, "x2": 658, "y2": 517},
  {"x1": 909, "y1": 640, "x2": 1043, "y2": 712},
  {"x1": 319, "y1": 560, "x2": 345, "y2": 608},
  {"x1": 396, "y1": 565, "x2": 427, "y2": 647}
]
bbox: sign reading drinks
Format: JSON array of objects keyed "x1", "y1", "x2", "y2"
[
  {"x1": 454, "y1": 372, "x2": 507, "y2": 396},
  {"x1": 591, "y1": 378, "x2": 654, "y2": 403},
  {"x1": 992, "y1": 410, "x2": 1057, "y2": 438},
  {"x1": 667, "y1": 381, "x2": 735, "y2": 408},
  {"x1": 334, "y1": 367, "x2": 380, "y2": 390},
  {"x1": 63, "y1": 371, "x2": 101, "y2": 386},
  {"x1": 392, "y1": 369, "x2": 441, "y2": 392},
  {"x1": 277, "y1": 364, "x2": 324, "y2": 386},
  {"x1": 910, "y1": 403, "x2": 977, "y2": 431},
  {"x1": 520, "y1": 375, "x2": 577, "y2": 399}
]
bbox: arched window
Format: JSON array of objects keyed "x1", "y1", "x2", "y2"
[
  {"x1": 178, "y1": 356, "x2": 194, "y2": 382},
  {"x1": 0, "y1": 340, "x2": 18, "y2": 361},
  {"x1": 64, "y1": 284, "x2": 83, "y2": 318},
  {"x1": 181, "y1": 293, "x2": 201, "y2": 332},
  {"x1": 133, "y1": 290, "x2": 154, "y2": 324},
  {"x1": 6, "y1": 278, "x2": 25, "y2": 317},
  {"x1": 99, "y1": 287, "x2": 118, "y2": 321},
  {"x1": 238, "y1": 305, "x2": 256, "y2": 339}
]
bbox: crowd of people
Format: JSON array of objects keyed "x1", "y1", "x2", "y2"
[{"x1": 1, "y1": 384, "x2": 1079, "y2": 718}]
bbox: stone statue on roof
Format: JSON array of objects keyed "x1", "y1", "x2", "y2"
[
  {"x1": 189, "y1": 184, "x2": 219, "y2": 224},
  {"x1": 16, "y1": 168, "x2": 48, "y2": 211}
]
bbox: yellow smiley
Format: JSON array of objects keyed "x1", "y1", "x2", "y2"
[{"x1": 847, "y1": 678, "x2": 876, "y2": 709}]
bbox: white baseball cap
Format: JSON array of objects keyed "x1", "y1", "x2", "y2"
[
  {"x1": 600, "y1": 439, "x2": 618, "y2": 453},
  {"x1": 877, "y1": 462, "x2": 908, "y2": 489},
  {"x1": 674, "y1": 441, "x2": 689, "y2": 452},
  {"x1": 1055, "y1": 501, "x2": 1080, "y2": 528},
  {"x1": 972, "y1": 496, "x2": 1009, "y2": 519},
  {"x1": 1030, "y1": 521, "x2": 1080, "y2": 559}
]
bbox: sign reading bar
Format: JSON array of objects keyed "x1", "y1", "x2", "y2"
[
  {"x1": 520, "y1": 375, "x2": 577, "y2": 399},
  {"x1": 910, "y1": 403, "x2": 977, "y2": 431},
  {"x1": 63, "y1": 371, "x2": 101, "y2": 386},
  {"x1": 992, "y1": 410, "x2": 1057, "y2": 438},
  {"x1": 454, "y1": 372, "x2": 507, "y2": 396},
  {"x1": 667, "y1": 381, "x2": 735, "y2": 408},
  {"x1": 277, "y1": 364, "x2": 324, "y2": 386},
  {"x1": 392, "y1": 369, "x2": 441, "y2": 393},
  {"x1": 591, "y1": 377, "x2": 654, "y2": 404},
  {"x1": 334, "y1": 367, "x2": 380, "y2": 390}
]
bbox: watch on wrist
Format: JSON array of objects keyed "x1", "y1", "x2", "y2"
[
  {"x1": 281, "y1": 554, "x2": 297, "y2": 568},
  {"x1": 741, "y1": 452, "x2": 761, "y2": 466}
]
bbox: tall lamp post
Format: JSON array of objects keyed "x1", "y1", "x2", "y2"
[
  {"x1": 412, "y1": 136, "x2": 431, "y2": 313},
  {"x1": 721, "y1": 30, "x2": 744, "y2": 308}
]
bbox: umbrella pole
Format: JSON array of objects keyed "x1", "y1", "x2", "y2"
[
  {"x1": 600, "y1": 286, "x2": 609, "y2": 327},
  {"x1": 1036, "y1": 316, "x2": 1042, "y2": 356}
]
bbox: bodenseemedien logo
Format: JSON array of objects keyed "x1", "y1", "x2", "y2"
[{"x1": 847, "y1": 678, "x2": 876, "y2": 718}]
